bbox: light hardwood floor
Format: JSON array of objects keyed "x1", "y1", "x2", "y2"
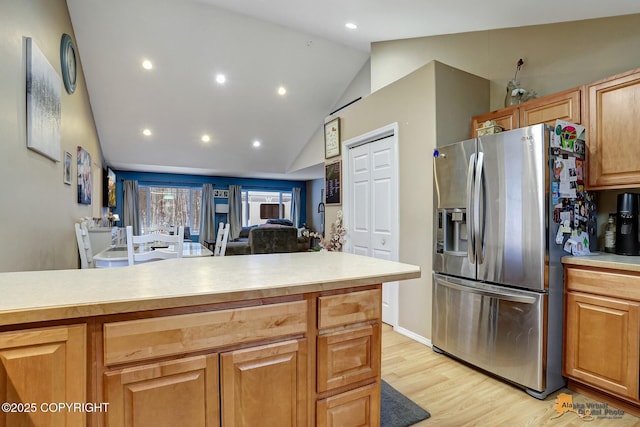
[{"x1": 381, "y1": 324, "x2": 640, "y2": 427}]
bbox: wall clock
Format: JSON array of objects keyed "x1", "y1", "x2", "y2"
[
  {"x1": 324, "y1": 117, "x2": 340, "y2": 159},
  {"x1": 60, "y1": 33, "x2": 77, "y2": 94}
]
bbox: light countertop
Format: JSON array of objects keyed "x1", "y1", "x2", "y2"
[
  {"x1": 0, "y1": 252, "x2": 420, "y2": 327},
  {"x1": 562, "y1": 252, "x2": 640, "y2": 273}
]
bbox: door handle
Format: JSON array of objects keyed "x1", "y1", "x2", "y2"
[
  {"x1": 467, "y1": 153, "x2": 476, "y2": 264},
  {"x1": 436, "y1": 277, "x2": 537, "y2": 304},
  {"x1": 381, "y1": 239, "x2": 386, "y2": 245},
  {"x1": 474, "y1": 152, "x2": 484, "y2": 264}
]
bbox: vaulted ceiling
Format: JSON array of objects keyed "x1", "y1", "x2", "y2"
[{"x1": 66, "y1": 0, "x2": 640, "y2": 180}]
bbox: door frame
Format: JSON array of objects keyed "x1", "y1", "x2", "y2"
[{"x1": 341, "y1": 122, "x2": 400, "y2": 327}]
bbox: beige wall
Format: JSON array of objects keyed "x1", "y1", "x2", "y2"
[
  {"x1": 327, "y1": 62, "x2": 488, "y2": 340},
  {"x1": 371, "y1": 14, "x2": 640, "y2": 110},
  {"x1": 0, "y1": 0, "x2": 102, "y2": 272},
  {"x1": 329, "y1": 13, "x2": 640, "y2": 341}
]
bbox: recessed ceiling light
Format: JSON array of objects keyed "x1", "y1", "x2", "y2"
[
  {"x1": 345, "y1": 22, "x2": 358, "y2": 30},
  {"x1": 216, "y1": 74, "x2": 226, "y2": 84},
  {"x1": 252, "y1": 140, "x2": 261, "y2": 148},
  {"x1": 142, "y1": 60, "x2": 153, "y2": 70},
  {"x1": 142, "y1": 128, "x2": 152, "y2": 136},
  {"x1": 202, "y1": 134, "x2": 211, "y2": 143},
  {"x1": 277, "y1": 86, "x2": 287, "y2": 96}
]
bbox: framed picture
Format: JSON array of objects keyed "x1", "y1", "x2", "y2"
[
  {"x1": 325, "y1": 160, "x2": 341, "y2": 206},
  {"x1": 104, "y1": 167, "x2": 116, "y2": 208},
  {"x1": 77, "y1": 146, "x2": 92, "y2": 205},
  {"x1": 324, "y1": 117, "x2": 341, "y2": 159},
  {"x1": 63, "y1": 151, "x2": 72, "y2": 185},
  {"x1": 26, "y1": 37, "x2": 62, "y2": 162}
]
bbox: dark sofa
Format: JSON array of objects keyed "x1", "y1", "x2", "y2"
[{"x1": 225, "y1": 224, "x2": 309, "y2": 255}]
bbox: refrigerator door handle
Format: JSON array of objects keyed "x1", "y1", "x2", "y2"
[
  {"x1": 437, "y1": 277, "x2": 538, "y2": 305},
  {"x1": 466, "y1": 153, "x2": 476, "y2": 264},
  {"x1": 474, "y1": 151, "x2": 484, "y2": 264}
]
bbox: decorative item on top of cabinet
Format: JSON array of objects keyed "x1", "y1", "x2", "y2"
[
  {"x1": 586, "y1": 68, "x2": 640, "y2": 189},
  {"x1": 504, "y1": 59, "x2": 537, "y2": 107}
]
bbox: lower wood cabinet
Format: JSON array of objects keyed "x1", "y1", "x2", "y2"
[
  {"x1": 221, "y1": 339, "x2": 307, "y2": 427},
  {"x1": 0, "y1": 324, "x2": 86, "y2": 427},
  {"x1": 316, "y1": 383, "x2": 380, "y2": 427},
  {"x1": 104, "y1": 354, "x2": 219, "y2": 427},
  {"x1": 564, "y1": 265, "x2": 640, "y2": 412},
  {"x1": 565, "y1": 291, "x2": 639, "y2": 399},
  {"x1": 317, "y1": 324, "x2": 380, "y2": 393}
]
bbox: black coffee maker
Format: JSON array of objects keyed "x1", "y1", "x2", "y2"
[{"x1": 616, "y1": 193, "x2": 640, "y2": 256}]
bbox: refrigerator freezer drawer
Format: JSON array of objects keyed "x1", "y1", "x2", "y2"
[{"x1": 432, "y1": 273, "x2": 545, "y2": 392}]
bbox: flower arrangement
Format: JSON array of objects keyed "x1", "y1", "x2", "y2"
[
  {"x1": 308, "y1": 210, "x2": 347, "y2": 251},
  {"x1": 504, "y1": 58, "x2": 537, "y2": 106}
]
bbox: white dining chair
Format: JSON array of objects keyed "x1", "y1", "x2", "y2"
[
  {"x1": 214, "y1": 222, "x2": 230, "y2": 256},
  {"x1": 126, "y1": 225, "x2": 184, "y2": 266},
  {"x1": 75, "y1": 221, "x2": 95, "y2": 269}
]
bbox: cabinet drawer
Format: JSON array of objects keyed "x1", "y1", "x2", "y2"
[
  {"x1": 104, "y1": 300, "x2": 307, "y2": 365},
  {"x1": 318, "y1": 289, "x2": 381, "y2": 330},
  {"x1": 317, "y1": 324, "x2": 380, "y2": 392},
  {"x1": 316, "y1": 382, "x2": 380, "y2": 427},
  {"x1": 566, "y1": 267, "x2": 640, "y2": 300}
]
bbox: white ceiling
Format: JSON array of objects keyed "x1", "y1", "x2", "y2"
[{"x1": 66, "y1": 0, "x2": 640, "y2": 181}]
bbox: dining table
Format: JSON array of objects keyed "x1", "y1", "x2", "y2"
[{"x1": 93, "y1": 241, "x2": 213, "y2": 268}]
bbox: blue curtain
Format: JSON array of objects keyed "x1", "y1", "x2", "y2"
[
  {"x1": 123, "y1": 180, "x2": 140, "y2": 235},
  {"x1": 199, "y1": 184, "x2": 216, "y2": 244}
]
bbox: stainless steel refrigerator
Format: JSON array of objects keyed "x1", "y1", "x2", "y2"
[{"x1": 432, "y1": 123, "x2": 595, "y2": 399}]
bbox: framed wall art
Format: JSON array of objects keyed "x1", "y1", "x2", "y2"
[
  {"x1": 77, "y1": 146, "x2": 92, "y2": 205},
  {"x1": 324, "y1": 117, "x2": 340, "y2": 159},
  {"x1": 325, "y1": 160, "x2": 341, "y2": 206},
  {"x1": 63, "y1": 151, "x2": 72, "y2": 185},
  {"x1": 25, "y1": 37, "x2": 61, "y2": 162}
]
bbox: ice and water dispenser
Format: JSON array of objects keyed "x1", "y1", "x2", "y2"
[{"x1": 436, "y1": 208, "x2": 468, "y2": 256}]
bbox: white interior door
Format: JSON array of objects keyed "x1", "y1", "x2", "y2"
[{"x1": 347, "y1": 132, "x2": 399, "y2": 326}]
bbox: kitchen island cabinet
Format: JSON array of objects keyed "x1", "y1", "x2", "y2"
[
  {"x1": 563, "y1": 255, "x2": 640, "y2": 416},
  {"x1": 0, "y1": 324, "x2": 86, "y2": 427},
  {"x1": 0, "y1": 252, "x2": 420, "y2": 427}
]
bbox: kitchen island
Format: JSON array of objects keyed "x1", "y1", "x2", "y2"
[
  {"x1": 562, "y1": 253, "x2": 640, "y2": 417},
  {"x1": 0, "y1": 251, "x2": 420, "y2": 427}
]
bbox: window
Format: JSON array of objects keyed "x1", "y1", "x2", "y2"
[
  {"x1": 241, "y1": 190, "x2": 292, "y2": 226},
  {"x1": 138, "y1": 186, "x2": 202, "y2": 234}
]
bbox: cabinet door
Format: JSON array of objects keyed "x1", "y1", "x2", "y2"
[
  {"x1": 564, "y1": 291, "x2": 639, "y2": 399},
  {"x1": 316, "y1": 383, "x2": 380, "y2": 427},
  {"x1": 220, "y1": 339, "x2": 307, "y2": 427},
  {"x1": 519, "y1": 87, "x2": 581, "y2": 127},
  {"x1": 104, "y1": 354, "x2": 219, "y2": 427},
  {"x1": 471, "y1": 106, "x2": 519, "y2": 137},
  {"x1": 0, "y1": 324, "x2": 86, "y2": 427},
  {"x1": 317, "y1": 324, "x2": 380, "y2": 392},
  {"x1": 587, "y1": 68, "x2": 640, "y2": 188}
]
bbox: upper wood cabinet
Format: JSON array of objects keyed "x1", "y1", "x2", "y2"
[
  {"x1": 586, "y1": 68, "x2": 640, "y2": 189},
  {"x1": 0, "y1": 324, "x2": 86, "y2": 427},
  {"x1": 471, "y1": 87, "x2": 582, "y2": 137},
  {"x1": 519, "y1": 88, "x2": 581, "y2": 127},
  {"x1": 471, "y1": 106, "x2": 519, "y2": 137}
]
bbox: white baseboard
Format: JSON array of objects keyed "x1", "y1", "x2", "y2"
[{"x1": 393, "y1": 325, "x2": 432, "y2": 348}]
